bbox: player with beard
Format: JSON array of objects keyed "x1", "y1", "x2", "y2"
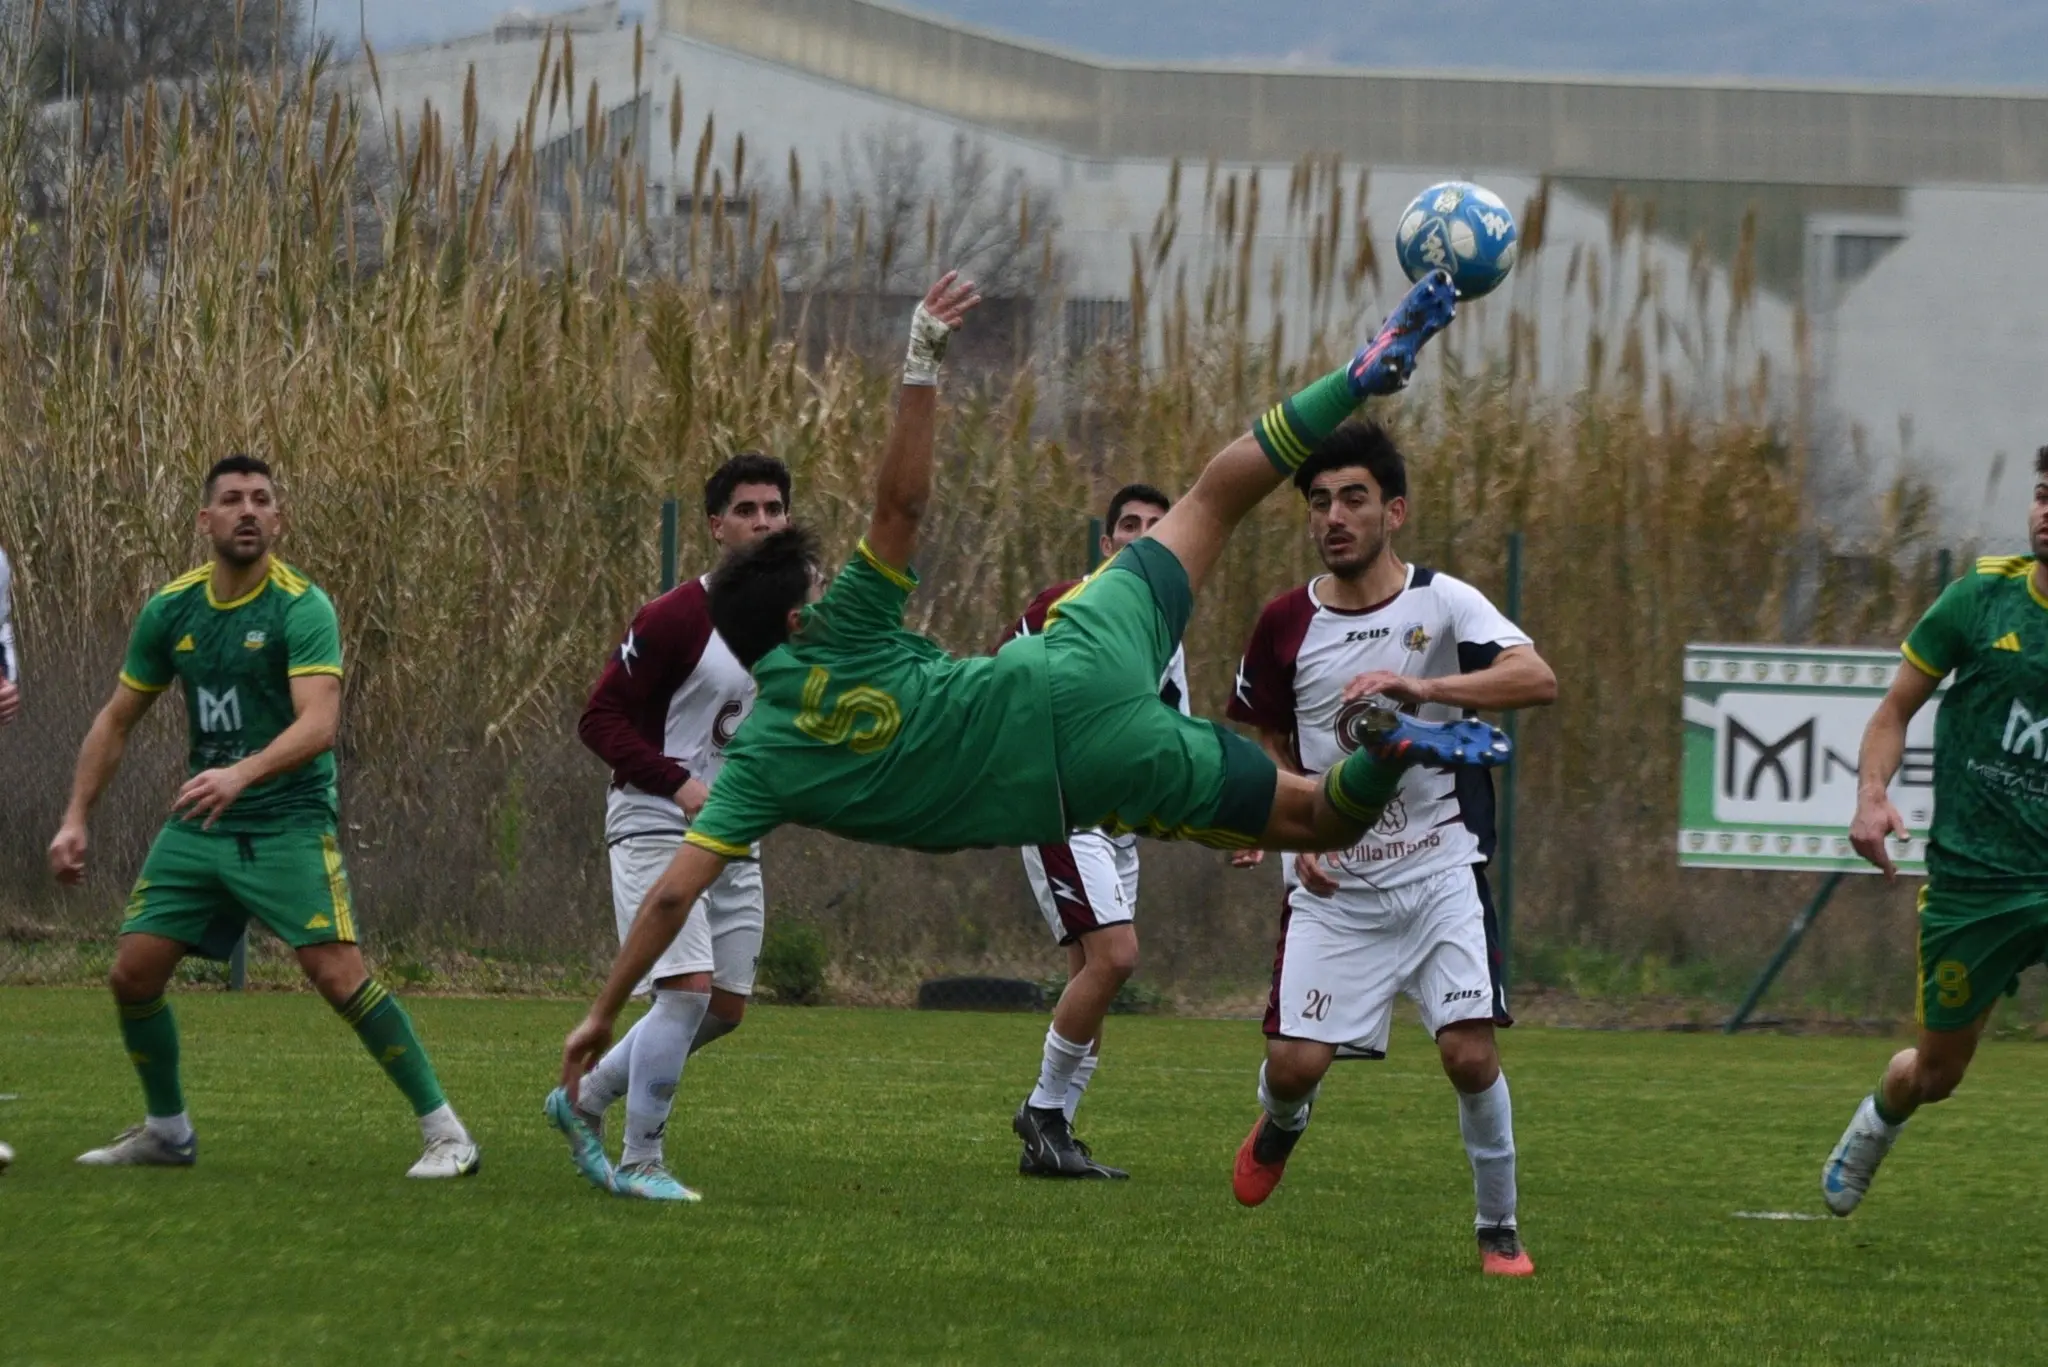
[
  {"x1": 552, "y1": 453, "x2": 792, "y2": 1201},
  {"x1": 47, "y1": 454, "x2": 479, "y2": 1177},
  {"x1": 997, "y1": 482, "x2": 1185, "y2": 1180},
  {"x1": 1226, "y1": 421, "x2": 1555, "y2": 1276},
  {"x1": 557, "y1": 270, "x2": 1516, "y2": 1114},
  {"x1": 1822, "y1": 446, "x2": 2048, "y2": 1216}
]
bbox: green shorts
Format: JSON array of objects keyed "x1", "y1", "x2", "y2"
[
  {"x1": 1042, "y1": 538, "x2": 1276, "y2": 849},
  {"x1": 121, "y1": 821, "x2": 358, "y2": 962},
  {"x1": 1915, "y1": 883, "x2": 2048, "y2": 1031}
]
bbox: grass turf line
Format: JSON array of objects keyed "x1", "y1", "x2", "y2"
[{"x1": 0, "y1": 989, "x2": 2041, "y2": 1365}]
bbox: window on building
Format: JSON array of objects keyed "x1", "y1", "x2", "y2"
[{"x1": 1833, "y1": 233, "x2": 1903, "y2": 287}]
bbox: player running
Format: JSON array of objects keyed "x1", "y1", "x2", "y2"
[
  {"x1": 550, "y1": 454, "x2": 791, "y2": 1200},
  {"x1": 1224, "y1": 422, "x2": 1556, "y2": 1276},
  {"x1": 1822, "y1": 446, "x2": 2048, "y2": 1216},
  {"x1": 47, "y1": 454, "x2": 480, "y2": 1177},
  {"x1": 998, "y1": 483, "x2": 1185, "y2": 1180},
  {"x1": 559, "y1": 267, "x2": 1509, "y2": 1092}
]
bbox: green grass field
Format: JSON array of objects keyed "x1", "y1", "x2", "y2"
[{"x1": 1, "y1": 988, "x2": 2043, "y2": 1366}]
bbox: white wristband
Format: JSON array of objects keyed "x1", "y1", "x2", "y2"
[{"x1": 902, "y1": 303, "x2": 953, "y2": 387}]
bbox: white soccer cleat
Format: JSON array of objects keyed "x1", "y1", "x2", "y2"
[
  {"x1": 407, "y1": 1134, "x2": 482, "y2": 1179},
  {"x1": 77, "y1": 1123, "x2": 197, "y2": 1167},
  {"x1": 1821, "y1": 1094, "x2": 1899, "y2": 1217}
]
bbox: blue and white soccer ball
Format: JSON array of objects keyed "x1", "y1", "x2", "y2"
[{"x1": 1395, "y1": 182, "x2": 1518, "y2": 300}]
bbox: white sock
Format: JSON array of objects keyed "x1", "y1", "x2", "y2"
[
  {"x1": 1063, "y1": 1052, "x2": 1100, "y2": 1124},
  {"x1": 418, "y1": 1102, "x2": 468, "y2": 1145},
  {"x1": 145, "y1": 1111, "x2": 195, "y2": 1145},
  {"x1": 579, "y1": 1016, "x2": 641, "y2": 1115},
  {"x1": 622, "y1": 989, "x2": 710, "y2": 1167},
  {"x1": 1028, "y1": 1028, "x2": 1092, "y2": 1111},
  {"x1": 1457, "y1": 1073, "x2": 1517, "y2": 1229},
  {"x1": 1258, "y1": 1061, "x2": 1316, "y2": 1132}
]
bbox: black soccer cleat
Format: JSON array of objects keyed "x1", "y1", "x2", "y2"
[
  {"x1": 1019, "y1": 1133, "x2": 1129, "y2": 1180},
  {"x1": 1012, "y1": 1102, "x2": 1095, "y2": 1178}
]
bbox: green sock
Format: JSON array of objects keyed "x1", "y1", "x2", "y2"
[
  {"x1": 1324, "y1": 752, "x2": 1405, "y2": 827},
  {"x1": 1872, "y1": 1088, "x2": 1910, "y2": 1128},
  {"x1": 1252, "y1": 366, "x2": 1362, "y2": 474},
  {"x1": 118, "y1": 996, "x2": 186, "y2": 1118},
  {"x1": 338, "y1": 980, "x2": 447, "y2": 1117}
]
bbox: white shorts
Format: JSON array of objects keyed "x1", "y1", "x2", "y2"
[
  {"x1": 609, "y1": 834, "x2": 765, "y2": 996},
  {"x1": 1265, "y1": 865, "x2": 1509, "y2": 1057},
  {"x1": 1020, "y1": 830, "x2": 1138, "y2": 945}
]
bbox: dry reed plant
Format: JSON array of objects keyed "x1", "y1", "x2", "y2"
[{"x1": 0, "y1": 19, "x2": 1944, "y2": 1011}]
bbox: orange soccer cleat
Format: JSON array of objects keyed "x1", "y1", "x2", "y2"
[
  {"x1": 1232, "y1": 1113, "x2": 1306, "y2": 1207},
  {"x1": 1477, "y1": 1223, "x2": 1535, "y2": 1277}
]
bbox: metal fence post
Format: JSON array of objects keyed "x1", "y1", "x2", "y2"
[
  {"x1": 229, "y1": 932, "x2": 247, "y2": 992},
  {"x1": 1497, "y1": 530, "x2": 1524, "y2": 990},
  {"x1": 1936, "y1": 546, "x2": 1953, "y2": 590},
  {"x1": 660, "y1": 498, "x2": 680, "y2": 593},
  {"x1": 1087, "y1": 517, "x2": 1104, "y2": 573}
]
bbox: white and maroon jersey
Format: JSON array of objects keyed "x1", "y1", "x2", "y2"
[
  {"x1": 997, "y1": 577, "x2": 1190, "y2": 716},
  {"x1": 578, "y1": 576, "x2": 756, "y2": 846},
  {"x1": 1228, "y1": 565, "x2": 1530, "y2": 893}
]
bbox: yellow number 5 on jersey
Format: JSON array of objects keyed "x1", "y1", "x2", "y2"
[{"x1": 795, "y1": 667, "x2": 902, "y2": 754}]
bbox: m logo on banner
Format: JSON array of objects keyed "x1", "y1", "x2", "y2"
[
  {"x1": 1723, "y1": 717, "x2": 1854, "y2": 803},
  {"x1": 197, "y1": 686, "x2": 242, "y2": 734}
]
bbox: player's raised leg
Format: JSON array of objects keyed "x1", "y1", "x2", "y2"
[
  {"x1": 1823, "y1": 1014, "x2": 1987, "y2": 1215},
  {"x1": 1145, "y1": 270, "x2": 1455, "y2": 599}
]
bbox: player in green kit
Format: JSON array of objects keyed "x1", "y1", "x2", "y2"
[
  {"x1": 1822, "y1": 445, "x2": 2048, "y2": 1215},
  {"x1": 48, "y1": 454, "x2": 480, "y2": 1178},
  {"x1": 555, "y1": 269, "x2": 1508, "y2": 1118}
]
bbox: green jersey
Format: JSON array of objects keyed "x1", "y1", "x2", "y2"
[
  {"x1": 119, "y1": 559, "x2": 345, "y2": 832},
  {"x1": 685, "y1": 540, "x2": 1065, "y2": 857},
  {"x1": 1902, "y1": 555, "x2": 2048, "y2": 887}
]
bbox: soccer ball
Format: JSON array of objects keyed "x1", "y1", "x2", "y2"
[
  {"x1": 1395, "y1": 182, "x2": 1518, "y2": 300},
  {"x1": 0, "y1": 1139, "x2": 13, "y2": 1174}
]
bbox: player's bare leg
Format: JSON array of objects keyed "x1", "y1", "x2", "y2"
[
  {"x1": 1147, "y1": 271, "x2": 1456, "y2": 598},
  {"x1": 1019, "y1": 925, "x2": 1136, "y2": 1179},
  {"x1": 1233, "y1": 1037, "x2": 1332, "y2": 1206},
  {"x1": 1824, "y1": 1012, "x2": 1990, "y2": 1216},
  {"x1": 1437, "y1": 1020, "x2": 1530, "y2": 1276}
]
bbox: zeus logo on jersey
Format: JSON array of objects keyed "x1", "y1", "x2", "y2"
[
  {"x1": 1344, "y1": 628, "x2": 1390, "y2": 644},
  {"x1": 2002, "y1": 700, "x2": 2048, "y2": 761},
  {"x1": 196, "y1": 687, "x2": 242, "y2": 733}
]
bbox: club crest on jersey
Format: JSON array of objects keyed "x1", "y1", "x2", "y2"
[
  {"x1": 1401, "y1": 623, "x2": 1431, "y2": 653},
  {"x1": 1372, "y1": 797, "x2": 1408, "y2": 837},
  {"x1": 1335, "y1": 696, "x2": 1407, "y2": 753},
  {"x1": 243, "y1": 629, "x2": 267, "y2": 650}
]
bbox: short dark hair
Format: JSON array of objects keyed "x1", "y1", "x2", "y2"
[
  {"x1": 1105, "y1": 482, "x2": 1171, "y2": 530},
  {"x1": 2036, "y1": 445, "x2": 2048, "y2": 478},
  {"x1": 708, "y1": 524, "x2": 822, "y2": 669},
  {"x1": 1292, "y1": 420, "x2": 1406, "y2": 502},
  {"x1": 203, "y1": 452, "x2": 273, "y2": 501},
  {"x1": 705, "y1": 452, "x2": 792, "y2": 519}
]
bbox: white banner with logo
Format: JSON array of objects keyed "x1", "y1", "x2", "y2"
[{"x1": 1678, "y1": 645, "x2": 1942, "y2": 873}]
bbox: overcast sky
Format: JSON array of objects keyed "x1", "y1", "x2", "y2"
[{"x1": 340, "y1": 0, "x2": 2048, "y2": 87}]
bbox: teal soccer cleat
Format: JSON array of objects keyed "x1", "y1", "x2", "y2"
[{"x1": 545, "y1": 1086, "x2": 615, "y2": 1193}]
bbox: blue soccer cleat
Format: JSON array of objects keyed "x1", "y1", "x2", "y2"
[
  {"x1": 1348, "y1": 270, "x2": 1458, "y2": 398},
  {"x1": 1356, "y1": 704, "x2": 1511, "y2": 769},
  {"x1": 545, "y1": 1086, "x2": 615, "y2": 1193},
  {"x1": 613, "y1": 1159, "x2": 703, "y2": 1203}
]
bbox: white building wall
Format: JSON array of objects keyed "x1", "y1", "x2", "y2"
[{"x1": 1818, "y1": 186, "x2": 2048, "y2": 547}]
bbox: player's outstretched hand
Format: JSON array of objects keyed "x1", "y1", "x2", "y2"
[
  {"x1": 922, "y1": 270, "x2": 982, "y2": 330},
  {"x1": 1849, "y1": 795, "x2": 1909, "y2": 883},
  {"x1": 561, "y1": 1014, "x2": 615, "y2": 1095},
  {"x1": 48, "y1": 821, "x2": 87, "y2": 885},
  {"x1": 1228, "y1": 848, "x2": 1265, "y2": 869}
]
